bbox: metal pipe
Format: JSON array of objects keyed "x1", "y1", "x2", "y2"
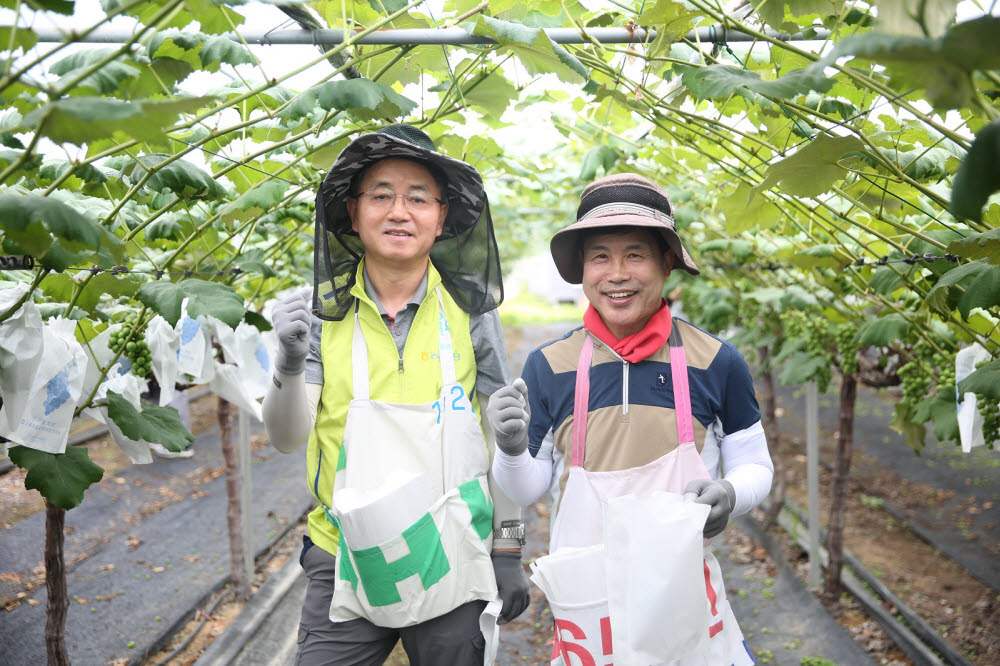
[{"x1": 22, "y1": 24, "x2": 829, "y2": 46}]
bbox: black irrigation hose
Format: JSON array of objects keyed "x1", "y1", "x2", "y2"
[
  {"x1": 144, "y1": 503, "x2": 311, "y2": 666},
  {"x1": 151, "y1": 586, "x2": 235, "y2": 666},
  {"x1": 772, "y1": 496, "x2": 974, "y2": 666}
]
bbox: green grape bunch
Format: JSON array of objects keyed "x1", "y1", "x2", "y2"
[
  {"x1": 109, "y1": 312, "x2": 153, "y2": 379},
  {"x1": 934, "y1": 350, "x2": 957, "y2": 400},
  {"x1": 836, "y1": 324, "x2": 858, "y2": 375},
  {"x1": 974, "y1": 360, "x2": 999, "y2": 448}
]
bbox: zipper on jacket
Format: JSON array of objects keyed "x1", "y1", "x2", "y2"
[
  {"x1": 591, "y1": 333, "x2": 630, "y2": 415},
  {"x1": 622, "y1": 360, "x2": 630, "y2": 415}
]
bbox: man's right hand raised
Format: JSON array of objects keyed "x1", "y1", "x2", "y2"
[
  {"x1": 486, "y1": 378, "x2": 530, "y2": 456},
  {"x1": 271, "y1": 288, "x2": 313, "y2": 375}
]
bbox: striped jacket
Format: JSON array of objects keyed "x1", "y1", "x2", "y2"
[{"x1": 522, "y1": 319, "x2": 761, "y2": 505}]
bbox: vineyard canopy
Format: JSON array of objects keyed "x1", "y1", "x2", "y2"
[{"x1": 1, "y1": 0, "x2": 1000, "y2": 499}]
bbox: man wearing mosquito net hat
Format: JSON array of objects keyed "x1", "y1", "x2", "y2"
[{"x1": 262, "y1": 124, "x2": 529, "y2": 665}]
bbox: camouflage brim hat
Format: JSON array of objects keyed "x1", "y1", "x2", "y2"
[
  {"x1": 313, "y1": 124, "x2": 503, "y2": 321},
  {"x1": 550, "y1": 172, "x2": 699, "y2": 284}
]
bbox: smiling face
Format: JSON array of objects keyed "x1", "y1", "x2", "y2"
[
  {"x1": 346, "y1": 158, "x2": 448, "y2": 271},
  {"x1": 580, "y1": 228, "x2": 675, "y2": 339}
]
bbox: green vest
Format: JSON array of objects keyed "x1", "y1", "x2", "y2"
[{"x1": 306, "y1": 260, "x2": 478, "y2": 556}]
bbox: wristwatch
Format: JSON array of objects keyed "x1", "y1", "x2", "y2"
[{"x1": 494, "y1": 520, "x2": 526, "y2": 547}]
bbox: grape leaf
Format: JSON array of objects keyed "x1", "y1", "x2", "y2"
[
  {"x1": 236, "y1": 248, "x2": 278, "y2": 278},
  {"x1": 106, "y1": 391, "x2": 194, "y2": 453},
  {"x1": 0, "y1": 194, "x2": 125, "y2": 270},
  {"x1": 698, "y1": 239, "x2": 755, "y2": 258},
  {"x1": 757, "y1": 134, "x2": 865, "y2": 197},
  {"x1": 137, "y1": 278, "x2": 245, "y2": 327},
  {"x1": 789, "y1": 244, "x2": 850, "y2": 269},
  {"x1": 8, "y1": 445, "x2": 104, "y2": 510},
  {"x1": 958, "y1": 359, "x2": 1000, "y2": 400},
  {"x1": 876, "y1": 0, "x2": 958, "y2": 39},
  {"x1": 778, "y1": 351, "x2": 828, "y2": 385},
  {"x1": 19, "y1": 96, "x2": 214, "y2": 146},
  {"x1": 950, "y1": 120, "x2": 1000, "y2": 223},
  {"x1": 121, "y1": 153, "x2": 226, "y2": 200},
  {"x1": 675, "y1": 64, "x2": 832, "y2": 103},
  {"x1": 278, "y1": 79, "x2": 417, "y2": 123},
  {"x1": 854, "y1": 314, "x2": 911, "y2": 345},
  {"x1": 809, "y1": 16, "x2": 1000, "y2": 109},
  {"x1": 243, "y1": 310, "x2": 272, "y2": 332},
  {"x1": 467, "y1": 15, "x2": 588, "y2": 83},
  {"x1": 0, "y1": 26, "x2": 38, "y2": 51},
  {"x1": 222, "y1": 180, "x2": 288, "y2": 222},
  {"x1": 946, "y1": 227, "x2": 1000, "y2": 265},
  {"x1": 911, "y1": 392, "x2": 960, "y2": 443},
  {"x1": 579, "y1": 145, "x2": 618, "y2": 181},
  {"x1": 49, "y1": 49, "x2": 140, "y2": 95},
  {"x1": 927, "y1": 260, "x2": 1000, "y2": 320}
]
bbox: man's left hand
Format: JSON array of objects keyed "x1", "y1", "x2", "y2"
[
  {"x1": 683, "y1": 478, "x2": 736, "y2": 538},
  {"x1": 491, "y1": 551, "x2": 530, "y2": 624}
]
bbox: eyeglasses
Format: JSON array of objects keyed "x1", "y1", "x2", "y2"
[{"x1": 353, "y1": 189, "x2": 444, "y2": 212}]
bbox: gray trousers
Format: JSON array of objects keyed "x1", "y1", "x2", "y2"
[{"x1": 296, "y1": 538, "x2": 487, "y2": 666}]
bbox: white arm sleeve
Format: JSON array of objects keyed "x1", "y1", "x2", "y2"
[
  {"x1": 720, "y1": 420, "x2": 774, "y2": 516},
  {"x1": 491, "y1": 448, "x2": 553, "y2": 508},
  {"x1": 261, "y1": 372, "x2": 321, "y2": 454}
]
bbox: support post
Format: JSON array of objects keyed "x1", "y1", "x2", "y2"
[
  {"x1": 806, "y1": 381, "x2": 821, "y2": 589},
  {"x1": 238, "y1": 407, "x2": 254, "y2": 583}
]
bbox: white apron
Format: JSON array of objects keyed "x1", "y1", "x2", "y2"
[
  {"x1": 326, "y1": 290, "x2": 500, "y2": 651},
  {"x1": 541, "y1": 326, "x2": 755, "y2": 666}
]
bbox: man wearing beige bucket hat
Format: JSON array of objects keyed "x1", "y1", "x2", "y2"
[
  {"x1": 263, "y1": 125, "x2": 529, "y2": 665},
  {"x1": 486, "y1": 173, "x2": 774, "y2": 664}
]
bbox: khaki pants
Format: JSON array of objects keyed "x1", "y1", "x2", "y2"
[{"x1": 296, "y1": 537, "x2": 487, "y2": 666}]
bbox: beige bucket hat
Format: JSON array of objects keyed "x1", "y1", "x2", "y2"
[{"x1": 550, "y1": 172, "x2": 699, "y2": 283}]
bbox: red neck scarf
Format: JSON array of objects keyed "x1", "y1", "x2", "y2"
[{"x1": 583, "y1": 300, "x2": 672, "y2": 363}]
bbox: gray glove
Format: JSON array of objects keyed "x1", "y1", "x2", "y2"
[
  {"x1": 491, "y1": 551, "x2": 530, "y2": 624},
  {"x1": 486, "y1": 378, "x2": 530, "y2": 456},
  {"x1": 683, "y1": 478, "x2": 736, "y2": 538},
  {"x1": 271, "y1": 288, "x2": 313, "y2": 375}
]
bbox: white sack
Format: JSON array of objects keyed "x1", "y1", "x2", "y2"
[
  {"x1": 605, "y1": 492, "x2": 711, "y2": 665},
  {"x1": 0, "y1": 284, "x2": 43, "y2": 430},
  {"x1": 209, "y1": 360, "x2": 262, "y2": 421},
  {"x1": 334, "y1": 470, "x2": 435, "y2": 550},
  {"x1": 0, "y1": 317, "x2": 87, "y2": 453},
  {"x1": 956, "y1": 343, "x2": 997, "y2": 452},
  {"x1": 175, "y1": 304, "x2": 214, "y2": 383},
  {"x1": 84, "y1": 367, "x2": 152, "y2": 464},
  {"x1": 146, "y1": 315, "x2": 180, "y2": 405}
]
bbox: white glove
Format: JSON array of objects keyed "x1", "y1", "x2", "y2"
[
  {"x1": 271, "y1": 287, "x2": 313, "y2": 375},
  {"x1": 486, "y1": 378, "x2": 530, "y2": 456}
]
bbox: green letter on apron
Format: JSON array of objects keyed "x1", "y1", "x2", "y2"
[
  {"x1": 458, "y1": 478, "x2": 493, "y2": 540},
  {"x1": 352, "y1": 512, "x2": 450, "y2": 607}
]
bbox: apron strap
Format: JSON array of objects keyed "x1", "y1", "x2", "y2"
[
  {"x1": 434, "y1": 289, "x2": 457, "y2": 387},
  {"x1": 668, "y1": 323, "x2": 695, "y2": 446},
  {"x1": 352, "y1": 300, "x2": 370, "y2": 400},
  {"x1": 571, "y1": 335, "x2": 594, "y2": 468}
]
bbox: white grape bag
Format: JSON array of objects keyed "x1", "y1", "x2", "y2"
[
  {"x1": 206, "y1": 317, "x2": 272, "y2": 401},
  {"x1": 0, "y1": 317, "x2": 87, "y2": 453},
  {"x1": 146, "y1": 315, "x2": 180, "y2": 405},
  {"x1": 175, "y1": 301, "x2": 214, "y2": 383},
  {"x1": 529, "y1": 545, "x2": 610, "y2": 666},
  {"x1": 605, "y1": 492, "x2": 711, "y2": 665},
  {"x1": 956, "y1": 343, "x2": 995, "y2": 452},
  {"x1": 84, "y1": 367, "x2": 153, "y2": 464},
  {"x1": 0, "y1": 284, "x2": 43, "y2": 430},
  {"x1": 209, "y1": 360, "x2": 263, "y2": 422}
]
